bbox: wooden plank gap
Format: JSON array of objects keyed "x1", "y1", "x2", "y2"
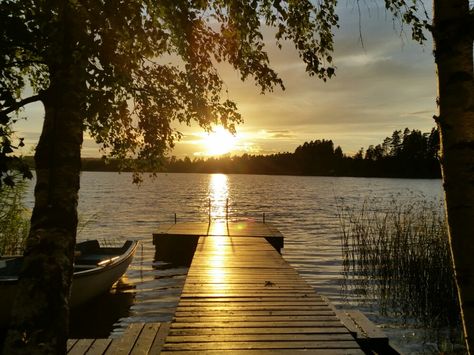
[
  {"x1": 149, "y1": 322, "x2": 171, "y2": 354},
  {"x1": 130, "y1": 322, "x2": 161, "y2": 355},
  {"x1": 86, "y1": 338, "x2": 113, "y2": 355}
]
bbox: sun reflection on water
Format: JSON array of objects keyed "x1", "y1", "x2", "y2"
[{"x1": 209, "y1": 174, "x2": 228, "y2": 222}]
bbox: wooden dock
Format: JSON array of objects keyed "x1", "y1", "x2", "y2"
[
  {"x1": 68, "y1": 221, "x2": 393, "y2": 354},
  {"x1": 159, "y1": 221, "x2": 363, "y2": 354}
]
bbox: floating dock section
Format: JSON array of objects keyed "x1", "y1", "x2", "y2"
[{"x1": 153, "y1": 221, "x2": 284, "y2": 264}]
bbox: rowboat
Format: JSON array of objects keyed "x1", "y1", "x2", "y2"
[{"x1": 0, "y1": 239, "x2": 138, "y2": 327}]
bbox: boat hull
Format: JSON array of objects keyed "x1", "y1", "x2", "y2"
[
  {"x1": 70, "y1": 245, "x2": 135, "y2": 307},
  {"x1": 0, "y1": 240, "x2": 138, "y2": 328}
]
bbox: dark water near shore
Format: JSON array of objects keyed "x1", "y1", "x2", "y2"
[{"x1": 22, "y1": 172, "x2": 460, "y2": 353}]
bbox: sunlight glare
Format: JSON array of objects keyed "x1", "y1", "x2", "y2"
[
  {"x1": 203, "y1": 126, "x2": 237, "y2": 156},
  {"x1": 206, "y1": 235, "x2": 229, "y2": 288},
  {"x1": 209, "y1": 221, "x2": 227, "y2": 236}
]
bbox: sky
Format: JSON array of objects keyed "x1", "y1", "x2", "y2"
[{"x1": 14, "y1": 2, "x2": 437, "y2": 158}]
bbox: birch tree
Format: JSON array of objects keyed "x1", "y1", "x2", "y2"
[{"x1": 432, "y1": 1, "x2": 474, "y2": 352}]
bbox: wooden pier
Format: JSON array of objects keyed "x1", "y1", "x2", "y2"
[
  {"x1": 157, "y1": 221, "x2": 363, "y2": 354},
  {"x1": 68, "y1": 221, "x2": 393, "y2": 354}
]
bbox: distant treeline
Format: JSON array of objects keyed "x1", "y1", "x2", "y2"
[
  {"x1": 167, "y1": 128, "x2": 441, "y2": 178},
  {"x1": 22, "y1": 128, "x2": 441, "y2": 178}
]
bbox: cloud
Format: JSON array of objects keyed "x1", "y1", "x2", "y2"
[{"x1": 266, "y1": 130, "x2": 295, "y2": 139}]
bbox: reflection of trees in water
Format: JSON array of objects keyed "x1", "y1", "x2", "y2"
[{"x1": 338, "y1": 196, "x2": 463, "y2": 349}]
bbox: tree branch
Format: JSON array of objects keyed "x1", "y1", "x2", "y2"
[{"x1": 1, "y1": 94, "x2": 43, "y2": 116}]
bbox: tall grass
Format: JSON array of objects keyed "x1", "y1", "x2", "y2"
[
  {"x1": 0, "y1": 178, "x2": 30, "y2": 255},
  {"x1": 338, "y1": 195, "x2": 460, "y2": 334}
]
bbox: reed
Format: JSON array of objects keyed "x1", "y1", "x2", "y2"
[
  {"x1": 0, "y1": 179, "x2": 30, "y2": 255},
  {"x1": 338, "y1": 195, "x2": 460, "y2": 336}
]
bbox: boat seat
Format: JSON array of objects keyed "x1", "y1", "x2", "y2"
[
  {"x1": 75, "y1": 240, "x2": 101, "y2": 254},
  {"x1": 0, "y1": 257, "x2": 23, "y2": 276}
]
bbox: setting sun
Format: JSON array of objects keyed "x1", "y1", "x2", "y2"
[{"x1": 201, "y1": 126, "x2": 238, "y2": 156}]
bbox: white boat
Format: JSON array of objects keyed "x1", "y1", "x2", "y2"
[{"x1": 0, "y1": 240, "x2": 138, "y2": 327}]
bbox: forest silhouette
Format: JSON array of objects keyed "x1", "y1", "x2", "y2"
[{"x1": 75, "y1": 128, "x2": 441, "y2": 179}]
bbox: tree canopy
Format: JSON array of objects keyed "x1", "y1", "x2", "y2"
[{"x1": 1, "y1": 0, "x2": 430, "y2": 178}]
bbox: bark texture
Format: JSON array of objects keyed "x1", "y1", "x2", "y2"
[
  {"x1": 2, "y1": 4, "x2": 84, "y2": 354},
  {"x1": 433, "y1": 0, "x2": 474, "y2": 352}
]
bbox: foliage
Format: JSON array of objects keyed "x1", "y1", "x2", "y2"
[
  {"x1": 359, "y1": 127, "x2": 440, "y2": 177},
  {"x1": 365, "y1": 128, "x2": 439, "y2": 161},
  {"x1": 294, "y1": 139, "x2": 337, "y2": 174},
  {"x1": 0, "y1": 122, "x2": 32, "y2": 188},
  {"x1": 0, "y1": 0, "x2": 328, "y2": 172},
  {"x1": 0, "y1": 0, "x2": 431, "y2": 173},
  {"x1": 338, "y1": 195, "x2": 463, "y2": 349},
  {"x1": 0, "y1": 177, "x2": 30, "y2": 255}
]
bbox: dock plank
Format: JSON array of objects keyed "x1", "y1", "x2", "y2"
[
  {"x1": 170, "y1": 321, "x2": 345, "y2": 329},
  {"x1": 163, "y1": 340, "x2": 361, "y2": 351},
  {"x1": 161, "y1": 350, "x2": 364, "y2": 355},
  {"x1": 68, "y1": 339, "x2": 94, "y2": 354},
  {"x1": 168, "y1": 327, "x2": 350, "y2": 336},
  {"x1": 67, "y1": 339, "x2": 79, "y2": 353},
  {"x1": 105, "y1": 323, "x2": 144, "y2": 354},
  {"x1": 130, "y1": 323, "x2": 161, "y2": 355},
  {"x1": 149, "y1": 322, "x2": 171, "y2": 354},
  {"x1": 165, "y1": 333, "x2": 355, "y2": 343},
  {"x1": 87, "y1": 339, "x2": 113, "y2": 355},
  {"x1": 174, "y1": 310, "x2": 336, "y2": 317},
  {"x1": 176, "y1": 305, "x2": 334, "y2": 311},
  {"x1": 172, "y1": 315, "x2": 341, "y2": 322}
]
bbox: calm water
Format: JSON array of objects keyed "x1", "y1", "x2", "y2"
[{"x1": 25, "y1": 172, "x2": 450, "y2": 353}]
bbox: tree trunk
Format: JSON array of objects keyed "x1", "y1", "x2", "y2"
[
  {"x1": 433, "y1": 0, "x2": 474, "y2": 352},
  {"x1": 3, "y1": 4, "x2": 84, "y2": 354}
]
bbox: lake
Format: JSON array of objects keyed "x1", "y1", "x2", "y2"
[{"x1": 24, "y1": 172, "x2": 458, "y2": 353}]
